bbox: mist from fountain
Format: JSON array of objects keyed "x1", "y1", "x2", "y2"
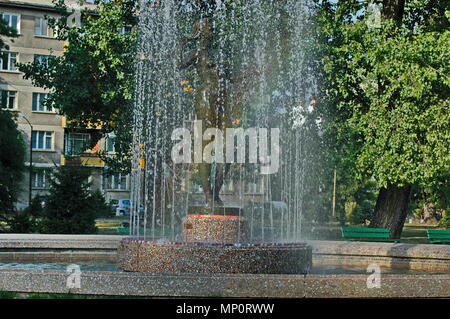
[{"x1": 128, "y1": 0, "x2": 322, "y2": 247}]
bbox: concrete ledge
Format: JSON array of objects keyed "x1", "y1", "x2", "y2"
[
  {"x1": 310, "y1": 240, "x2": 450, "y2": 271},
  {"x1": 0, "y1": 251, "x2": 117, "y2": 262},
  {"x1": 1, "y1": 235, "x2": 449, "y2": 272},
  {"x1": 0, "y1": 269, "x2": 448, "y2": 298},
  {"x1": 0, "y1": 234, "x2": 124, "y2": 250},
  {"x1": 304, "y1": 274, "x2": 450, "y2": 298}
]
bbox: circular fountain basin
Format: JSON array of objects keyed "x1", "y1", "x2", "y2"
[
  {"x1": 118, "y1": 240, "x2": 312, "y2": 274},
  {"x1": 182, "y1": 214, "x2": 249, "y2": 243}
]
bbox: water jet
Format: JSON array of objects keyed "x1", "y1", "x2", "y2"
[{"x1": 119, "y1": 0, "x2": 316, "y2": 274}]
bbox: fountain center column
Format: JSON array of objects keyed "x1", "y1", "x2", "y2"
[{"x1": 182, "y1": 207, "x2": 249, "y2": 243}]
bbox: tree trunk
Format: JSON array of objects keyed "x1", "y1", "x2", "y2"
[
  {"x1": 382, "y1": 0, "x2": 406, "y2": 22},
  {"x1": 371, "y1": 184, "x2": 412, "y2": 239}
]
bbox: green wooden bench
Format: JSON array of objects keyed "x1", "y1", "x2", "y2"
[
  {"x1": 116, "y1": 227, "x2": 148, "y2": 235},
  {"x1": 427, "y1": 230, "x2": 450, "y2": 244},
  {"x1": 116, "y1": 227, "x2": 130, "y2": 234},
  {"x1": 341, "y1": 227, "x2": 398, "y2": 242}
]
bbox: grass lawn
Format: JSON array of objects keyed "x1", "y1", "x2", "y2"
[
  {"x1": 303, "y1": 222, "x2": 440, "y2": 244},
  {"x1": 399, "y1": 224, "x2": 438, "y2": 244},
  {"x1": 0, "y1": 291, "x2": 144, "y2": 299},
  {"x1": 95, "y1": 217, "x2": 443, "y2": 244},
  {"x1": 95, "y1": 217, "x2": 182, "y2": 236},
  {"x1": 96, "y1": 216, "x2": 129, "y2": 235}
]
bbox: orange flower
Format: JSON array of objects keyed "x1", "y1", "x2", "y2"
[
  {"x1": 91, "y1": 143, "x2": 100, "y2": 153},
  {"x1": 232, "y1": 118, "x2": 241, "y2": 125},
  {"x1": 183, "y1": 86, "x2": 193, "y2": 93}
]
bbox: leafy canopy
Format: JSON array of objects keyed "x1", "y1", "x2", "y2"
[
  {"x1": 18, "y1": 0, "x2": 138, "y2": 173},
  {"x1": 0, "y1": 111, "x2": 25, "y2": 218},
  {"x1": 317, "y1": 0, "x2": 450, "y2": 189}
]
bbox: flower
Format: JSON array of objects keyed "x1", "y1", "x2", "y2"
[
  {"x1": 180, "y1": 80, "x2": 189, "y2": 86},
  {"x1": 310, "y1": 99, "x2": 317, "y2": 105},
  {"x1": 183, "y1": 86, "x2": 194, "y2": 93},
  {"x1": 232, "y1": 118, "x2": 241, "y2": 125}
]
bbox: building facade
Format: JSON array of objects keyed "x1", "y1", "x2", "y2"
[{"x1": 0, "y1": 0, "x2": 131, "y2": 210}]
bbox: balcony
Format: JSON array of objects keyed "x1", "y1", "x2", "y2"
[
  {"x1": 63, "y1": 131, "x2": 105, "y2": 167},
  {"x1": 60, "y1": 153, "x2": 105, "y2": 167}
]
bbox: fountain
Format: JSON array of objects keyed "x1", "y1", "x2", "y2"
[{"x1": 118, "y1": 0, "x2": 319, "y2": 274}]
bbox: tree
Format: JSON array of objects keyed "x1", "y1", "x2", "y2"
[
  {"x1": 0, "y1": 16, "x2": 25, "y2": 231},
  {"x1": 0, "y1": 111, "x2": 26, "y2": 229},
  {"x1": 18, "y1": 0, "x2": 138, "y2": 173},
  {"x1": 316, "y1": 0, "x2": 449, "y2": 237},
  {"x1": 39, "y1": 164, "x2": 105, "y2": 234},
  {"x1": 0, "y1": 15, "x2": 18, "y2": 50}
]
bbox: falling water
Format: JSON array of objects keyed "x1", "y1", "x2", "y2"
[{"x1": 130, "y1": 0, "x2": 323, "y2": 244}]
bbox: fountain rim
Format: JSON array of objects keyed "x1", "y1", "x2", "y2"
[
  {"x1": 186, "y1": 214, "x2": 241, "y2": 219},
  {"x1": 121, "y1": 238, "x2": 311, "y2": 248}
]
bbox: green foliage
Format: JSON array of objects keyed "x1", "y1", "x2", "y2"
[
  {"x1": 438, "y1": 214, "x2": 450, "y2": 229},
  {"x1": 313, "y1": 0, "x2": 450, "y2": 229},
  {"x1": 39, "y1": 164, "x2": 100, "y2": 234},
  {"x1": 317, "y1": 1, "x2": 450, "y2": 189},
  {"x1": 8, "y1": 210, "x2": 37, "y2": 233},
  {"x1": 7, "y1": 196, "x2": 46, "y2": 233},
  {"x1": 0, "y1": 111, "x2": 25, "y2": 225},
  {"x1": 346, "y1": 200, "x2": 375, "y2": 225},
  {"x1": 0, "y1": 15, "x2": 19, "y2": 50},
  {"x1": 18, "y1": 0, "x2": 138, "y2": 173},
  {"x1": 0, "y1": 291, "x2": 17, "y2": 299},
  {"x1": 25, "y1": 293, "x2": 85, "y2": 299},
  {"x1": 90, "y1": 189, "x2": 114, "y2": 218}
]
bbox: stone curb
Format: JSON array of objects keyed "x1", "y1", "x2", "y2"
[{"x1": 0, "y1": 269, "x2": 449, "y2": 298}]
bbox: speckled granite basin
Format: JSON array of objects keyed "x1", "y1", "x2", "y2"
[
  {"x1": 118, "y1": 240, "x2": 312, "y2": 274},
  {"x1": 118, "y1": 213, "x2": 312, "y2": 274}
]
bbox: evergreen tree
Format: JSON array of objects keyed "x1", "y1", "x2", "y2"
[
  {"x1": 40, "y1": 164, "x2": 100, "y2": 234},
  {"x1": 0, "y1": 111, "x2": 26, "y2": 230}
]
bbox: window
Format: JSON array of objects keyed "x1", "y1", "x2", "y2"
[
  {"x1": 34, "y1": 54, "x2": 54, "y2": 67},
  {"x1": 106, "y1": 134, "x2": 116, "y2": 153},
  {"x1": 32, "y1": 131, "x2": 53, "y2": 150},
  {"x1": 105, "y1": 173, "x2": 128, "y2": 190},
  {"x1": 1, "y1": 13, "x2": 20, "y2": 32},
  {"x1": 34, "y1": 17, "x2": 56, "y2": 37},
  {"x1": 32, "y1": 93, "x2": 52, "y2": 112},
  {"x1": 0, "y1": 90, "x2": 16, "y2": 109},
  {"x1": 32, "y1": 169, "x2": 51, "y2": 188},
  {"x1": 0, "y1": 52, "x2": 17, "y2": 71},
  {"x1": 118, "y1": 26, "x2": 132, "y2": 34},
  {"x1": 245, "y1": 178, "x2": 264, "y2": 194},
  {"x1": 65, "y1": 133, "x2": 90, "y2": 155}
]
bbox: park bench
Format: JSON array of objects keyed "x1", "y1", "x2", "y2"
[
  {"x1": 426, "y1": 229, "x2": 450, "y2": 244},
  {"x1": 116, "y1": 226, "x2": 148, "y2": 235},
  {"x1": 116, "y1": 227, "x2": 130, "y2": 234},
  {"x1": 341, "y1": 227, "x2": 398, "y2": 242}
]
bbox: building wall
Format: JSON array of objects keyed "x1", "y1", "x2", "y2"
[{"x1": 0, "y1": 0, "x2": 130, "y2": 210}]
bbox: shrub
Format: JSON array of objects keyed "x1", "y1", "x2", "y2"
[
  {"x1": 39, "y1": 164, "x2": 99, "y2": 234},
  {"x1": 90, "y1": 190, "x2": 114, "y2": 218},
  {"x1": 347, "y1": 200, "x2": 375, "y2": 225},
  {"x1": 8, "y1": 210, "x2": 38, "y2": 233},
  {"x1": 438, "y1": 214, "x2": 450, "y2": 229},
  {"x1": 6, "y1": 196, "x2": 47, "y2": 233}
]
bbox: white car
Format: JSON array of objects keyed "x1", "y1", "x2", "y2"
[{"x1": 111, "y1": 199, "x2": 144, "y2": 216}]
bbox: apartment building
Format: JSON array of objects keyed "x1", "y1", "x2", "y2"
[{"x1": 0, "y1": 0, "x2": 131, "y2": 209}]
